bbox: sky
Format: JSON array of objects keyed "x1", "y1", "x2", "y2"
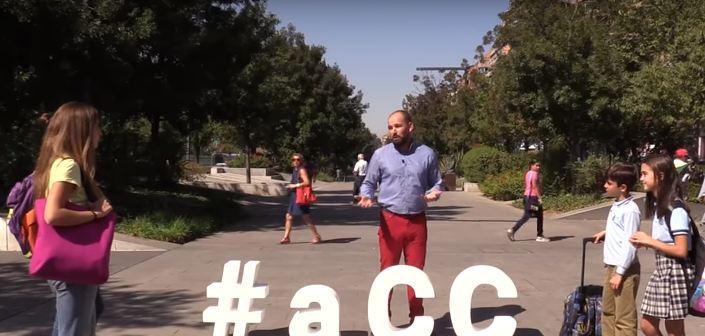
[{"x1": 266, "y1": 0, "x2": 510, "y2": 136}]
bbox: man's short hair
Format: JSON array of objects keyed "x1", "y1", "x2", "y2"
[
  {"x1": 606, "y1": 163, "x2": 638, "y2": 191},
  {"x1": 389, "y1": 110, "x2": 412, "y2": 123}
]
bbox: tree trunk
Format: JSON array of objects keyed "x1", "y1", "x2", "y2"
[{"x1": 149, "y1": 114, "x2": 164, "y2": 185}]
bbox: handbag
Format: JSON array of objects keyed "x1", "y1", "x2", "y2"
[
  {"x1": 295, "y1": 185, "x2": 317, "y2": 205},
  {"x1": 29, "y1": 199, "x2": 116, "y2": 284}
]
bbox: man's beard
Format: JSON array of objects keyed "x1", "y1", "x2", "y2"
[{"x1": 392, "y1": 134, "x2": 411, "y2": 148}]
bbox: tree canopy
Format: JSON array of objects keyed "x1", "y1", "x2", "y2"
[
  {"x1": 406, "y1": 0, "x2": 705, "y2": 163},
  {"x1": 0, "y1": 0, "x2": 376, "y2": 193}
]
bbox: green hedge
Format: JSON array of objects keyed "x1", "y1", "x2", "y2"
[
  {"x1": 227, "y1": 155, "x2": 271, "y2": 168},
  {"x1": 459, "y1": 146, "x2": 510, "y2": 182},
  {"x1": 480, "y1": 170, "x2": 525, "y2": 201},
  {"x1": 512, "y1": 194, "x2": 605, "y2": 212},
  {"x1": 570, "y1": 155, "x2": 613, "y2": 194},
  {"x1": 118, "y1": 212, "x2": 216, "y2": 244}
]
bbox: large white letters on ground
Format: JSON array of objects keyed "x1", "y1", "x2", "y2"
[
  {"x1": 289, "y1": 285, "x2": 340, "y2": 336},
  {"x1": 449, "y1": 265, "x2": 518, "y2": 336},
  {"x1": 368, "y1": 265, "x2": 435, "y2": 336},
  {"x1": 204, "y1": 261, "x2": 521, "y2": 336},
  {"x1": 203, "y1": 260, "x2": 269, "y2": 336}
]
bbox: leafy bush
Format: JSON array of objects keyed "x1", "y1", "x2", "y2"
[
  {"x1": 117, "y1": 212, "x2": 216, "y2": 244},
  {"x1": 182, "y1": 161, "x2": 210, "y2": 176},
  {"x1": 542, "y1": 194, "x2": 605, "y2": 212},
  {"x1": 316, "y1": 170, "x2": 335, "y2": 182},
  {"x1": 511, "y1": 193, "x2": 605, "y2": 212},
  {"x1": 227, "y1": 155, "x2": 271, "y2": 168},
  {"x1": 480, "y1": 170, "x2": 525, "y2": 201},
  {"x1": 535, "y1": 139, "x2": 570, "y2": 195},
  {"x1": 504, "y1": 151, "x2": 538, "y2": 172},
  {"x1": 570, "y1": 155, "x2": 613, "y2": 194},
  {"x1": 459, "y1": 146, "x2": 511, "y2": 182},
  {"x1": 108, "y1": 185, "x2": 242, "y2": 243}
]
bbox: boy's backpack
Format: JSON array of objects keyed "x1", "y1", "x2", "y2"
[
  {"x1": 665, "y1": 200, "x2": 705, "y2": 316},
  {"x1": 5, "y1": 173, "x2": 37, "y2": 257}
]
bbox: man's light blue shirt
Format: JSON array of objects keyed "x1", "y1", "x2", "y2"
[{"x1": 360, "y1": 142, "x2": 443, "y2": 215}]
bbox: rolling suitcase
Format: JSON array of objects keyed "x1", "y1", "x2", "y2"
[{"x1": 559, "y1": 237, "x2": 603, "y2": 336}]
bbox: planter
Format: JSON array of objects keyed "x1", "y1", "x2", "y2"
[
  {"x1": 463, "y1": 182, "x2": 480, "y2": 192},
  {"x1": 442, "y1": 173, "x2": 457, "y2": 191}
]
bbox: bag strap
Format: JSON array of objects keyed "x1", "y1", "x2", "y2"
[
  {"x1": 665, "y1": 200, "x2": 700, "y2": 264},
  {"x1": 79, "y1": 169, "x2": 98, "y2": 203}
]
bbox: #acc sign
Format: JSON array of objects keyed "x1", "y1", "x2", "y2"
[{"x1": 204, "y1": 261, "x2": 518, "y2": 336}]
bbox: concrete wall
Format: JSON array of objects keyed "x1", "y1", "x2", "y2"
[
  {"x1": 210, "y1": 167, "x2": 278, "y2": 177},
  {"x1": 0, "y1": 216, "x2": 21, "y2": 251}
]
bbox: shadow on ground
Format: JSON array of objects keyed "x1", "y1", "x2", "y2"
[
  {"x1": 433, "y1": 305, "x2": 542, "y2": 335},
  {"x1": 249, "y1": 305, "x2": 541, "y2": 336},
  {"x1": 226, "y1": 189, "x2": 479, "y2": 234},
  {"x1": 0, "y1": 262, "x2": 53, "y2": 322},
  {"x1": 0, "y1": 274, "x2": 204, "y2": 335}
]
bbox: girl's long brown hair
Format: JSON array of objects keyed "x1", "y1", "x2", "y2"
[
  {"x1": 34, "y1": 102, "x2": 102, "y2": 200},
  {"x1": 643, "y1": 153, "x2": 686, "y2": 219}
]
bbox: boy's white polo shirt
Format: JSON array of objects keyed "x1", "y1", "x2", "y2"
[{"x1": 604, "y1": 196, "x2": 640, "y2": 275}]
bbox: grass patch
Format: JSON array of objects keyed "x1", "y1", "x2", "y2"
[
  {"x1": 106, "y1": 184, "x2": 243, "y2": 243},
  {"x1": 119, "y1": 212, "x2": 216, "y2": 244},
  {"x1": 316, "y1": 171, "x2": 335, "y2": 182},
  {"x1": 512, "y1": 194, "x2": 605, "y2": 212}
]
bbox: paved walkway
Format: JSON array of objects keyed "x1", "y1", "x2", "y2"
[{"x1": 1, "y1": 183, "x2": 704, "y2": 335}]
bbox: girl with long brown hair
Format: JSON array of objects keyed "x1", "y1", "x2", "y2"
[
  {"x1": 35, "y1": 101, "x2": 113, "y2": 335},
  {"x1": 630, "y1": 153, "x2": 694, "y2": 336}
]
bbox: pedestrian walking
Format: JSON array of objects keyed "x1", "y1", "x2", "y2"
[
  {"x1": 279, "y1": 153, "x2": 321, "y2": 244},
  {"x1": 352, "y1": 153, "x2": 367, "y2": 203},
  {"x1": 506, "y1": 160, "x2": 549, "y2": 242}
]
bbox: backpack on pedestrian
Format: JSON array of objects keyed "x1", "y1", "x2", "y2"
[
  {"x1": 664, "y1": 200, "x2": 705, "y2": 316},
  {"x1": 5, "y1": 173, "x2": 38, "y2": 258}
]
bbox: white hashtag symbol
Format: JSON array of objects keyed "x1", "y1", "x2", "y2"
[{"x1": 203, "y1": 260, "x2": 269, "y2": 336}]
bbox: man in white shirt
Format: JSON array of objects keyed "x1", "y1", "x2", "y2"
[{"x1": 352, "y1": 153, "x2": 367, "y2": 203}]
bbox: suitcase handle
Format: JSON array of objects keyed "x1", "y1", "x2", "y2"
[{"x1": 581, "y1": 237, "x2": 595, "y2": 289}]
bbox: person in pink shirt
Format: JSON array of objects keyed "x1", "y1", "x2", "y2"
[{"x1": 507, "y1": 160, "x2": 549, "y2": 242}]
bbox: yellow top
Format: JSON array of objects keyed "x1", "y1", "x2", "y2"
[{"x1": 47, "y1": 157, "x2": 88, "y2": 204}]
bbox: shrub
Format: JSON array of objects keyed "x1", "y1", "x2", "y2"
[
  {"x1": 511, "y1": 193, "x2": 605, "y2": 212},
  {"x1": 227, "y1": 155, "x2": 271, "y2": 168},
  {"x1": 117, "y1": 212, "x2": 216, "y2": 244},
  {"x1": 542, "y1": 194, "x2": 605, "y2": 212},
  {"x1": 108, "y1": 185, "x2": 242, "y2": 243},
  {"x1": 316, "y1": 170, "x2": 335, "y2": 182},
  {"x1": 459, "y1": 146, "x2": 511, "y2": 182},
  {"x1": 480, "y1": 169, "x2": 525, "y2": 201},
  {"x1": 570, "y1": 155, "x2": 612, "y2": 194},
  {"x1": 504, "y1": 151, "x2": 538, "y2": 172}
]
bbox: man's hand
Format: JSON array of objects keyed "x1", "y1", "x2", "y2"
[
  {"x1": 609, "y1": 273, "x2": 623, "y2": 291},
  {"x1": 593, "y1": 230, "x2": 606, "y2": 244},
  {"x1": 424, "y1": 190, "x2": 442, "y2": 202},
  {"x1": 358, "y1": 196, "x2": 374, "y2": 208}
]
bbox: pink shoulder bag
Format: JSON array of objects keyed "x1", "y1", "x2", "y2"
[{"x1": 29, "y1": 199, "x2": 115, "y2": 284}]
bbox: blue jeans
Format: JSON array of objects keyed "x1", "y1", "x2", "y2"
[
  {"x1": 48, "y1": 280, "x2": 98, "y2": 336},
  {"x1": 511, "y1": 196, "x2": 544, "y2": 236}
]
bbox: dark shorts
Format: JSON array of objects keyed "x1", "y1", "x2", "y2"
[{"x1": 287, "y1": 192, "x2": 310, "y2": 216}]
